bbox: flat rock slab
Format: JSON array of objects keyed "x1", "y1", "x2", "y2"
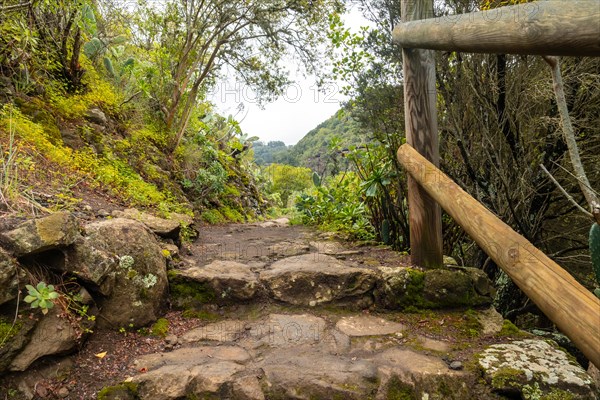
[
  {"x1": 249, "y1": 314, "x2": 327, "y2": 347},
  {"x1": 182, "y1": 320, "x2": 248, "y2": 343},
  {"x1": 259, "y1": 347, "x2": 377, "y2": 400},
  {"x1": 112, "y1": 208, "x2": 192, "y2": 238},
  {"x1": 335, "y1": 315, "x2": 405, "y2": 337},
  {"x1": 257, "y1": 217, "x2": 289, "y2": 227},
  {"x1": 134, "y1": 346, "x2": 251, "y2": 371},
  {"x1": 259, "y1": 254, "x2": 377, "y2": 306},
  {"x1": 479, "y1": 339, "x2": 597, "y2": 398},
  {"x1": 0, "y1": 212, "x2": 79, "y2": 256},
  {"x1": 415, "y1": 336, "x2": 450, "y2": 353},
  {"x1": 133, "y1": 362, "x2": 246, "y2": 400},
  {"x1": 177, "y1": 260, "x2": 261, "y2": 302}
]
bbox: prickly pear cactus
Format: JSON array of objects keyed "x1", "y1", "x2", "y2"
[
  {"x1": 312, "y1": 172, "x2": 321, "y2": 187},
  {"x1": 590, "y1": 223, "x2": 600, "y2": 298},
  {"x1": 591, "y1": 224, "x2": 600, "y2": 280},
  {"x1": 381, "y1": 219, "x2": 391, "y2": 245}
]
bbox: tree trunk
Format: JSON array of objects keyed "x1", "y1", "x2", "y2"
[{"x1": 401, "y1": 0, "x2": 443, "y2": 268}]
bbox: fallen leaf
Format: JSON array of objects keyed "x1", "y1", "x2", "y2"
[
  {"x1": 124, "y1": 377, "x2": 133, "y2": 383},
  {"x1": 95, "y1": 351, "x2": 107, "y2": 359}
]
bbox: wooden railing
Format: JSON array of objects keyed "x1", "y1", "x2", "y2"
[
  {"x1": 398, "y1": 145, "x2": 600, "y2": 369},
  {"x1": 395, "y1": 0, "x2": 600, "y2": 368}
]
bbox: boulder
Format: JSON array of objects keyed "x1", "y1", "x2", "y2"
[
  {"x1": 0, "y1": 212, "x2": 80, "y2": 257},
  {"x1": 75, "y1": 218, "x2": 168, "y2": 329},
  {"x1": 423, "y1": 268, "x2": 493, "y2": 308},
  {"x1": 85, "y1": 107, "x2": 107, "y2": 125},
  {"x1": 373, "y1": 266, "x2": 493, "y2": 310},
  {"x1": 65, "y1": 237, "x2": 119, "y2": 296},
  {"x1": 172, "y1": 260, "x2": 260, "y2": 306},
  {"x1": 112, "y1": 209, "x2": 179, "y2": 238},
  {"x1": 478, "y1": 339, "x2": 597, "y2": 399},
  {"x1": 259, "y1": 254, "x2": 377, "y2": 307},
  {"x1": 0, "y1": 248, "x2": 22, "y2": 306},
  {"x1": 9, "y1": 311, "x2": 86, "y2": 371}
]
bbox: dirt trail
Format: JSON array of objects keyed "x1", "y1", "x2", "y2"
[{"x1": 2, "y1": 220, "x2": 595, "y2": 400}]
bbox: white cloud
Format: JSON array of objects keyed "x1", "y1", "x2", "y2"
[{"x1": 209, "y1": 8, "x2": 370, "y2": 146}]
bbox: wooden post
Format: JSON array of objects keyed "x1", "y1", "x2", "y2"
[
  {"x1": 398, "y1": 143, "x2": 600, "y2": 369},
  {"x1": 402, "y1": 0, "x2": 443, "y2": 268},
  {"x1": 393, "y1": 1, "x2": 600, "y2": 57}
]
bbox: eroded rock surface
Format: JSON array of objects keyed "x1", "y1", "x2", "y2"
[
  {"x1": 259, "y1": 254, "x2": 376, "y2": 307},
  {"x1": 0, "y1": 248, "x2": 22, "y2": 306},
  {"x1": 174, "y1": 260, "x2": 261, "y2": 304},
  {"x1": 0, "y1": 212, "x2": 79, "y2": 256}
]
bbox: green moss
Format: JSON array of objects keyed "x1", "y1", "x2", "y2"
[
  {"x1": 498, "y1": 319, "x2": 524, "y2": 337},
  {"x1": 220, "y1": 206, "x2": 244, "y2": 222},
  {"x1": 167, "y1": 270, "x2": 179, "y2": 280},
  {"x1": 150, "y1": 318, "x2": 169, "y2": 338},
  {"x1": 170, "y1": 280, "x2": 216, "y2": 309},
  {"x1": 490, "y1": 367, "x2": 527, "y2": 391},
  {"x1": 201, "y1": 209, "x2": 225, "y2": 224},
  {"x1": 540, "y1": 389, "x2": 576, "y2": 400},
  {"x1": 97, "y1": 382, "x2": 139, "y2": 400},
  {"x1": 461, "y1": 309, "x2": 483, "y2": 338},
  {"x1": 386, "y1": 376, "x2": 416, "y2": 400},
  {"x1": 390, "y1": 268, "x2": 431, "y2": 311},
  {"x1": 0, "y1": 317, "x2": 22, "y2": 347}
]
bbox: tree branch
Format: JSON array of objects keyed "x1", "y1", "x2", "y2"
[
  {"x1": 539, "y1": 164, "x2": 593, "y2": 218},
  {"x1": 543, "y1": 56, "x2": 600, "y2": 224},
  {"x1": 0, "y1": 1, "x2": 32, "y2": 12}
]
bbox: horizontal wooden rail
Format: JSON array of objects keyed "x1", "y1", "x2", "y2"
[
  {"x1": 397, "y1": 143, "x2": 600, "y2": 368},
  {"x1": 393, "y1": 1, "x2": 600, "y2": 56}
]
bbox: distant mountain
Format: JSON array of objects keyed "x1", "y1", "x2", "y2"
[
  {"x1": 252, "y1": 141, "x2": 295, "y2": 165},
  {"x1": 252, "y1": 110, "x2": 368, "y2": 177}
]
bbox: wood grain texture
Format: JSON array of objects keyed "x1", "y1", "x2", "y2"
[
  {"x1": 402, "y1": 0, "x2": 443, "y2": 268},
  {"x1": 398, "y1": 143, "x2": 600, "y2": 369},
  {"x1": 393, "y1": 1, "x2": 600, "y2": 56}
]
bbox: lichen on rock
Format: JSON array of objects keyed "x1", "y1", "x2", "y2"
[{"x1": 478, "y1": 339, "x2": 597, "y2": 399}]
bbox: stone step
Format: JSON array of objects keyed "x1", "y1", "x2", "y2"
[
  {"x1": 98, "y1": 311, "x2": 597, "y2": 400},
  {"x1": 170, "y1": 253, "x2": 495, "y2": 311}
]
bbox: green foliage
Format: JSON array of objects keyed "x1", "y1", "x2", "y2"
[
  {"x1": 295, "y1": 171, "x2": 374, "y2": 241},
  {"x1": 286, "y1": 112, "x2": 367, "y2": 177},
  {"x1": 24, "y1": 282, "x2": 59, "y2": 315},
  {"x1": 264, "y1": 164, "x2": 313, "y2": 207},
  {"x1": 201, "y1": 209, "x2": 226, "y2": 224}
]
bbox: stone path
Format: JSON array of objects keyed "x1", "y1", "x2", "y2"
[{"x1": 103, "y1": 220, "x2": 598, "y2": 400}]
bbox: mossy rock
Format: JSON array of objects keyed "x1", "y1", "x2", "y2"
[
  {"x1": 97, "y1": 382, "x2": 139, "y2": 400},
  {"x1": 169, "y1": 273, "x2": 217, "y2": 309},
  {"x1": 0, "y1": 315, "x2": 37, "y2": 373},
  {"x1": 423, "y1": 268, "x2": 492, "y2": 308},
  {"x1": 386, "y1": 376, "x2": 416, "y2": 400},
  {"x1": 150, "y1": 318, "x2": 169, "y2": 338},
  {"x1": 374, "y1": 266, "x2": 493, "y2": 311}
]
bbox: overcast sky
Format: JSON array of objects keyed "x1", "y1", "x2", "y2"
[{"x1": 209, "y1": 8, "x2": 369, "y2": 146}]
